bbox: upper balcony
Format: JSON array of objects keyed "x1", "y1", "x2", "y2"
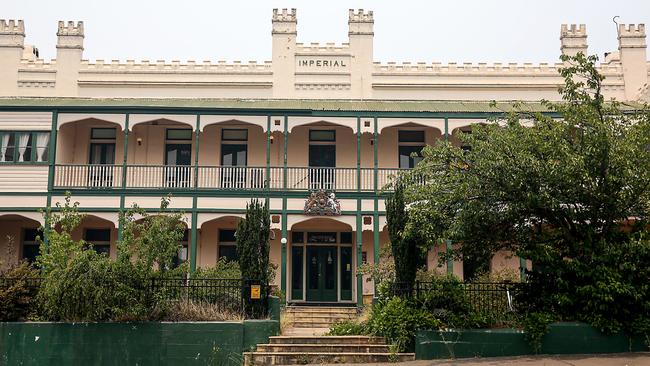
[{"x1": 47, "y1": 113, "x2": 474, "y2": 193}]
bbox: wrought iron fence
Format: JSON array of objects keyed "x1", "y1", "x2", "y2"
[
  {"x1": 0, "y1": 276, "x2": 269, "y2": 318},
  {"x1": 390, "y1": 281, "x2": 525, "y2": 316}
]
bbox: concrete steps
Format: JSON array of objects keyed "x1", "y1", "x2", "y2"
[
  {"x1": 282, "y1": 306, "x2": 358, "y2": 330},
  {"x1": 243, "y1": 336, "x2": 415, "y2": 365}
]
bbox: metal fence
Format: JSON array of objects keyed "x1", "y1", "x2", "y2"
[
  {"x1": 391, "y1": 281, "x2": 524, "y2": 315},
  {"x1": 0, "y1": 276, "x2": 268, "y2": 318}
]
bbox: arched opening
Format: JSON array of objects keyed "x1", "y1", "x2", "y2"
[
  {"x1": 287, "y1": 121, "x2": 357, "y2": 191},
  {"x1": 288, "y1": 217, "x2": 356, "y2": 303},
  {"x1": 198, "y1": 121, "x2": 268, "y2": 189},
  {"x1": 0, "y1": 214, "x2": 42, "y2": 269}
]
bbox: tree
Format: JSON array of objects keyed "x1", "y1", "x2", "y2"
[
  {"x1": 401, "y1": 53, "x2": 650, "y2": 334},
  {"x1": 236, "y1": 199, "x2": 271, "y2": 316},
  {"x1": 386, "y1": 182, "x2": 425, "y2": 292},
  {"x1": 118, "y1": 196, "x2": 187, "y2": 273}
]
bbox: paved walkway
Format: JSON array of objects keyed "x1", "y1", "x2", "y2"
[{"x1": 310, "y1": 353, "x2": 650, "y2": 366}]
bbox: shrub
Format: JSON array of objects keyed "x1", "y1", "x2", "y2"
[
  {"x1": 328, "y1": 319, "x2": 368, "y2": 336},
  {"x1": 193, "y1": 258, "x2": 242, "y2": 279},
  {"x1": 367, "y1": 297, "x2": 440, "y2": 352},
  {"x1": 0, "y1": 261, "x2": 40, "y2": 321},
  {"x1": 161, "y1": 300, "x2": 244, "y2": 322}
]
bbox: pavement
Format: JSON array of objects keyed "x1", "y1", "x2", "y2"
[{"x1": 310, "y1": 353, "x2": 650, "y2": 366}]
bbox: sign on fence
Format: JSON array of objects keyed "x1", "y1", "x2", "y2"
[{"x1": 250, "y1": 285, "x2": 261, "y2": 300}]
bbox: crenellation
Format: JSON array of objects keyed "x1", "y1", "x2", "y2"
[
  {"x1": 619, "y1": 24, "x2": 646, "y2": 37},
  {"x1": 0, "y1": 19, "x2": 25, "y2": 35},
  {"x1": 561, "y1": 24, "x2": 586, "y2": 37},
  {"x1": 57, "y1": 21, "x2": 84, "y2": 37},
  {"x1": 348, "y1": 9, "x2": 373, "y2": 23},
  {"x1": 272, "y1": 8, "x2": 297, "y2": 22}
]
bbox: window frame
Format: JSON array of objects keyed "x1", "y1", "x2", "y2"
[
  {"x1": 165, "y1": 128, "x2": 193, "y2": 141},
  {"x1": 397, "y1": 129, "x2": 426, "y2": 169},
  {"x1": 83, "y1": 228, "x2": 112, "y2": 256},
  {"x1": 218, "y1": 228, "x2": 238, "y2": 262},
  {"x1": 221, "y1": 129, "x2": 248, "y2": 142},
  {"x1": 0, "y1": 131, "x2": 51, "y2": 165}
]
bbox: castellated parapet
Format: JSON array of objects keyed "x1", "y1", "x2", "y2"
[
  {"x1": 560, "y1": 24, "x2": 587, "y2": 56},
  {"x1": 0, "y1": 19, "x2": 25, "y2": 48},
  {"x1": 272, "y1": 8, "x2": 297, "y2": 35},
  {"x1": 57, "y1": 21, "x2": 84, "y2": 49},
  {"x1": 348, "y1": 9, "x2": 373, "y2": 36},
  {"x1": 618, "y1": 24, "x2": 646, "y2": 48}
]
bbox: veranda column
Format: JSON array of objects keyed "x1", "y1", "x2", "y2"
[
  {"x1": 280, "y1": 115, "x2": 288, "y2": 293},
  {"x1": 44, "y1": 110, "x2": 59, "y2": 247},
  {"x1": 373, "y1": 117, "x2": 380, "y2": 296},
  {"x1": 443, "y1": 117, "x2": 453, "y2": 275},
  {"x1": 356, "y1": 118, "x2": 363, "y2": 306},
  {"x1": 117, "y1": 114, "x2": 129, "y2": 243},
  {"x1": 189, "y1": 115, "x2": 200, "y2": 272}
]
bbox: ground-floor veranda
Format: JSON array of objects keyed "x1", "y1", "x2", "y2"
[{"x1": 0, "y1": 212, "x2": 526, "y2": 305}]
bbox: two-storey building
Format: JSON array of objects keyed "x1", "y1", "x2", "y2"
[{"x1": 0, "y1": 10, "x2": 648, "y2": 305}]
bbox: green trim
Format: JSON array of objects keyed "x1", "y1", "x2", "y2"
[
  {"x1": 356, "y1": 117, "x2": 361, "y2": 193},
  {"x1": 519, "y1": 256, "x2": 527, "y2": 281},
  {"x1": 356, "y1": 200, "x2": 363, "y2": 307},
  {"x1": 446, "y1": 240, "x2": 453, "y2": 274},
  {"x1": 44, "y1": 111, "x2": 58, "y2": 247},
  {"x1": 117, "y1": 114, "x2": 130, "y2": 242},
  {"x1": 0, "y1": 206, "x2": 386, "y2": 216},
  {"x1": 265, "y1": 115, "x2": 271, "y2": 202},
  {"x1": 282, "y1": 115, "x2": 288, "y2": 190},
  {"x1": 444, "y1": 117, "x2": 449, "y2": 141},
  {"x1": 280, "y1": 198, "x2": 287, "y2": 295},
  {"x1": 189, "y1": 115, "x2": 201, "y2": 272},
  {"x1": 373, "y1": 117, "x2": 380, "y2": 268}
]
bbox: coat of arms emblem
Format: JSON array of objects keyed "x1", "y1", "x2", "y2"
[{"x1": 304, "y1": 190, "x2": 341, "y2": 216}]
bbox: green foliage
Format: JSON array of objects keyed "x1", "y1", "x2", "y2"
[
  {"x1": 386, "y1": 183, "x2": 425, "y2": 289},
  {"x1": 236, "y1": 199, "x2": 271, "y2": 283},
  {"x1": 327, "y1": 319, "x2": 368, "y2": 336},
  {"x1": 0, "y1": 261, "x2": 40, "y2": 321},
  {"x1": 398, "y1": 52, "x2": 650, "y2": 336},
  {"x1": 193, "y1": 258, "x2": 242, "y2": 279},
  {"x1": 236, "y1": 199, "x2": 271, "y2": 317},
  {"x1": 366, "y1": 297, "x2": 440, "y2": 352},
  {"x1": 118, "y1": 196, "x2": 186, "y2": 273},
  {"x1": 522, "y1": 312, "x2": 555, "y2": 353}
]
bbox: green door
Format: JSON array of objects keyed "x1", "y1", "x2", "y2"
[{"x1": 306, "y1": 246, "x2": 337, "y2": 302}]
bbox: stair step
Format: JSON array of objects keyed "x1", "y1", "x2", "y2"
[
  {"x1": 291, "y1": 320, "x2": 339, "y2": 328},
  {"x1": 289, "y1": 314, "x2": 355, "y2": 321},
  {"x1": 285, "y1": 307, "x2": 358, "y2": 314},
  {"x1": 269, "y1": 336, "x2": 386, "y2": 345},
  {"x1": 280, "y1": 328, "x2": 330, "y2": 337},
  {"x1": 257, "y1": 344, "x2": 390, "y2": 353},
  {"x1": 243, "y1": 352, "x2": 415, "y2": 365}
]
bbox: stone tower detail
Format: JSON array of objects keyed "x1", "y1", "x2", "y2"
[
  {"x1": 0, "y1": 20, "x2": 25, "y2": 95},
  {"x1": 56, "y1": 21, "x2": 84, "y2": 96},
  {"x1": 348, "y1": 9, "x2": 374, "y2": 99},
  {"x1": 272, "y1": 9, "x2": 297, "y2": 98},
  {"x1": 617, "y1": 24, "x2": 647, "y2": 100},
  {"x1": 560, "y1": 24, "x2": 587, "y2": 57}
]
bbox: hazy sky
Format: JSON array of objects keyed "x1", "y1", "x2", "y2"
[{"x1": 4, "y1": 0, "x2": 649, "y2": 64}]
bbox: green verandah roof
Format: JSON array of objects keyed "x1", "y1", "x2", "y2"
[{"x1": 0, "y1": 98, "x2": 643, "y2": 114}]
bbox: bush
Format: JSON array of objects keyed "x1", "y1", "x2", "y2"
[
  {"x1": 367, "y1": 297, "x2": 440, "y2": 352},
  {"x1": 0, "y1": 261, "x2": 40, "y2": 321},
  {"x1": 37, "y1": 250, "x2": 153, "y2": 322},
  {"x1": 193, "y1": 258, "x2": 242, "y2": 279},
  {"x1": 161, "y1": 300, "x2": 244, "y2": 322},
  {"x1": 328, "y1": 319, "x2": 368, "y2": 336}
]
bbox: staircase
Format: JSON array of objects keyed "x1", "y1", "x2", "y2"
[
  {"x1": 282, "y1": 306, "x2": 358, "y2": 336},
  {"x1": 243, "y1": 336, "x2": 416, "y2": 365}
]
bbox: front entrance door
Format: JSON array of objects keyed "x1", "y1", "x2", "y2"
[{"x1": 306, "y1": 246, "x2": 338, "y2": 302}]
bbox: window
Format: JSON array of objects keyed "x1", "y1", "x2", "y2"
[
  {"x1": 84, "y1": 228, "x2": 111, "y2": 255},
  {"x1": 91, "y1": 128, "x2": 117, "y2": 139},
  {"x1": 462, "y1": 254, "x2": 490, "y2": 281},
  {"x1": 398, "y1": 130, "x2": 425, "y2": 169},
  {"x1": 0, "y1": 131, "x2": 50, "y2": 163},
  {"x1": 307, "y1": 232, "x2": 337, "y2": 244},
  {"x1": 309, "y1": 130, "x2": 336, "y2": 142},
  {"x1": 221, "y1": 129, "x2": 248, "y2": 141},
  {"x1": 218, "y1": 229, "x2": 238, "y2": 262},
  {"x1": 291, "y1": 231, "x2": 305, "y2": 244},
  {"x1": 173, "y1": 230, "x2": 189, "y2": 267},
  {"x1": 340, "y1": 232, "x2": 353, "y2": 244},
  {"x1": 166, "y1": 129, "x2": 193, "y2": 140},
  {"x1": 22, "y1": 228, "x2": 40, "y2": 263},
  {"x1": 457, "y1": 128, "x2": 472, "y2": 152}
]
